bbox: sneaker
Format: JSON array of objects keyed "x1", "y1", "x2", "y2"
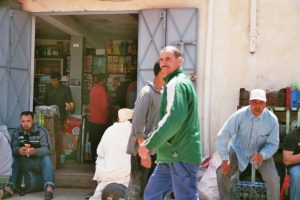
[
  {"x1": 44, "y1": 191, "x2": 53, "y2": 200},
  {"x1": 85, "y1": 191, "x2": 94, "y2": 199}
]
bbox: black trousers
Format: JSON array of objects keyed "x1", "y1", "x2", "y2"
[
  {"x1": 126, "y1": 154, "x2": 156, "y2": 200},
  {"x1": 88, "y1": 122, "x2": 107, "y2": 163}
]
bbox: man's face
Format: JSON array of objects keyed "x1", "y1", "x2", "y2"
[
  {"x1": 51, "y1": 78, "x2": 61, "y2": 88},
  {"x1": 249, "y1": 99, "x2": 266, "y2": 116},
  {"x1": 21, "y1": 115, "x2": 34, "y2": 132},
  {"x1": 159, "y1": 50, "x2": 182, "y2": 76}
]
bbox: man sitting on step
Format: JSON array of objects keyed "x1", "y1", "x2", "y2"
[
  {"x1": 89, "y1": 108, "x2": 133, "y2": 200},
  {"x1": 3, "y1": 111, "x2": 55, "y2": 200}
]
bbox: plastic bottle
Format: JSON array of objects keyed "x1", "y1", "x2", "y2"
[
  {"x1": 20, "y1": 175, "x2": 25, "y2": 196},
  {"x1": 291, "y1": 81, "x2": 298, "y2": 107}
]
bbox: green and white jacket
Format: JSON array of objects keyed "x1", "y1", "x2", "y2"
[{"x1": 144, "y1": 68, "x2": 202, "y2": 164}]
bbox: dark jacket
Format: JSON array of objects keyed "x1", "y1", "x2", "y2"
[{"x1": 11, "y1": 124, "x2": 52, "y2": 157}]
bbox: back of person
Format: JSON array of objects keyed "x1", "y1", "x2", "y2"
[{"x1": 0, "y1": 125, "x2": 12, "y2": 179}]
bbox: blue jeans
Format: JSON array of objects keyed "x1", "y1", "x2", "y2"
[
  {"x1": 144, "y1": 162, "x2": 199, "y2": 200},
  {"x1": 8, "y1": 155, "x2": 55, "y2": 190},
  {"x1": 288, "y1": 163, "x2": 300, "y2": 200}
]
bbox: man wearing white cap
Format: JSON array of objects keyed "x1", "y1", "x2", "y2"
[
  {"x1": 89, "y1": 108, "x2": 133, "y2": 200},
  {"x1": 215, "y1": 89, "x2": 280, "y2": 200}
]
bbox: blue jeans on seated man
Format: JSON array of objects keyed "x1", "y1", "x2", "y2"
[
  {"x1": 288, "y1": 163, "x2": 300, "y2": 200},
  {"x1": 7, "y1": 155, "x2": 55, "y2": 190}
]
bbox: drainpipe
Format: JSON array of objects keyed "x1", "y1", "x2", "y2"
[
  {"x1": 202, "y1": 0, "x2": 215, "y2": 157},
  {"x1": 249, "y1": 0, "x2": 257, "y2": 53},
  {"x1": 29, "y1": 15, "x2": 36, "y2": 111}
]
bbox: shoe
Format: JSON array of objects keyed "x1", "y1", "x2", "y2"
[
  {"x1": 44, "y1": 191, "x2": 53, "y2": 200},
  {"x1": 85, "y1": 191, "x2": 94, "y2": 199},
  {"x1": 2, "y1": 188, "x2": 13, "y2": 199}
]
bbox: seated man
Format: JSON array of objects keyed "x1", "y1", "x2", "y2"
[
  {"x1": 89, "y1": 108, "x2": 133, "y2": 200},
  {"x1": 215, "y1": 89, "x2": 280, "y2": 200},
  {"x1": 282, "y1": 127, "x2": 300, "y2": 200},
  {"x1": 0, "y1": 125, "x2": 12, "y2": 198},
  {"x1": 3, "y1": 111, "x2": 55, "y2": 200}
]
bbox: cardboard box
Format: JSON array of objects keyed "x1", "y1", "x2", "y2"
[
  {"x1": 55, "y1": 132, "x2": 64, "y2": 154},
  {"x1": 63, "y1": 133, "x2": 79, "y2": 163},
  {"x1": 44, "y1": 116, "x2": 60, "y2": 136},
  {"x1": 49, "y1": 135, "x2": 55, "y2": 151}
]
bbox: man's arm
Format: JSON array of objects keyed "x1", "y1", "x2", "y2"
[
  {"x1": 215, "y1": 114, "x2": 240, "y2": 161},
  {"x1": 34, "y1": 127, "x2": 51, "y2": 156},
  {"x1": 11, "y1": 129, "x2": 21, "y2": 156},
  {"x1": 131, "y1": 89, "x2": 152, "y2": 139},
  {"x1": 215, "y1": 112, "x2": 241, "y2": 175},
  {"x1": 283, "y1": 150, "x2": 300, "y2": 166},
  {"x1": 143, "y1": 84, "x2": 189, "y2": 151}
]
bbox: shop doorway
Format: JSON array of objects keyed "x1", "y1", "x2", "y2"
[{"x1": 33, "y1": 8, "x2": 198, "y2": 165}]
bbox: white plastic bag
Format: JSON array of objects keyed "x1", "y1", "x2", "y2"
[{"x1": 198, "y1": 152, "x2": 222, "y2": 200}]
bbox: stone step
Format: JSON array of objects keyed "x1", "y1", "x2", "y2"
[{"x1": 55, "y1": 163, "x2": 95, "y2": 189}]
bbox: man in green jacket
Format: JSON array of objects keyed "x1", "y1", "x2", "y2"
[{"x1": 138, "y1": 46, "x2": 201, "y2": 200}]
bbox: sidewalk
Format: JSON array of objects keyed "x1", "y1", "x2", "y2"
[{"x1": 6, "y1": 188, "x2": 92, "y2": 200}]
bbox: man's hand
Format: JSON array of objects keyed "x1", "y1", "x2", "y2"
[
  {"x1": 28, "y1": 147, "x2": 37, "y2": 156},
  {"x1": 18, "y1": 147, "x2": 28, "y2": 156},
  {"x1": 252, "y1": 152, "x2": 263, "y2": 167},
  {"x1": 138, "y1": 143, "x2": 149, "y2": 159},
  {"x1": 141, "y1": 154, "x2": 152, "y2": 168},
  {"x1": 221, "y1": 160, "x2": 231, "y2": 176}
]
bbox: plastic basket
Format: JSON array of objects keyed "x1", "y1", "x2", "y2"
[{"x1": 231, "y1": 181, "x2": 267, "y2": 200}]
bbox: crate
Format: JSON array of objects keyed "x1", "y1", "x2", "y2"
[
  {"x1": 239, "y1": 88, "x2": 286, "y2": 107},
  {"x1": 231, "y1": 181, "x2": 267, "y2": 200},
  {"x1": 231, "y1": 166, "x2": 267, "y2": 200}
]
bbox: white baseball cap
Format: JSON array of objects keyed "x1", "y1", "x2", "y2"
[{"x1": 249, "y1": 89, "x2": 266, "y2": 102}]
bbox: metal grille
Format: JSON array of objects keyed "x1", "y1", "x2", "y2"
[{"x1": 0, "y1": 8, "x2": 32, "y2": 128}]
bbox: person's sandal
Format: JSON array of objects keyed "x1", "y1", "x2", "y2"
[
  {"x1": 44, "y1": 191, "x2": 53, "y2": 200},
  {"x1": 2, "y1": 188, "x2": 13, "y2": 199}
]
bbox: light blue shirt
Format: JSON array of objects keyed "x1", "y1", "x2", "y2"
[{"x1": 215, "y1": 106, "x2": 279, "y2": 172}]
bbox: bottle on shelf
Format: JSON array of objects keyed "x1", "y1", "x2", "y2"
[{"x1": 291, "y1": 81, "x2": 299, "y2": 108}]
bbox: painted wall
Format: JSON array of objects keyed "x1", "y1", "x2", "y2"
[
  {"x1": 20, "y1": 0, "x2": 300, "y2": 156},
  {"x1": 207, "y1": 0, "x2": 300, "y2": 154}
]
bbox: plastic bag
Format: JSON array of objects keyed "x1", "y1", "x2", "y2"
[{"x1": 198, "y1": 152, "x2": 222, "y2": 200}]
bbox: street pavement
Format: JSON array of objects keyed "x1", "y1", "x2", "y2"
[{"x1": 6, "y1": 188, "x2": 92, "y2": 200}]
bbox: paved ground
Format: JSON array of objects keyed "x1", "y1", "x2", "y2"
[{"x1": 6, "y1": 188, "x2": 92, "y2": 200}]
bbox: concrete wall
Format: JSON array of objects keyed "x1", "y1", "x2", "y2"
[
  {"x1": 20, "y1": 0, "x2": 300, "y2": 156},
  {"x1": 208, "y1": 0, "x2": 300, "y2": 154}
]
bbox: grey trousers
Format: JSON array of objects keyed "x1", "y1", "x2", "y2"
[{"x1": 216, "y1": 148, "x2": 280, "y2": 200}]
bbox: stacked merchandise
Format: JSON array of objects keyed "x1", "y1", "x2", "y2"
[
  {"x1": 35, "y1": 105, "x2": 62, "y2": 169},
  {"x1": 105, "y1": 40, "x2": 137, "y2": 104},
  {"x1": 83, "y1": 55, "x2": 93, "y2": 104},
  {"x1": 239, "y1": 88, "x2": 286, "y2": 107}
]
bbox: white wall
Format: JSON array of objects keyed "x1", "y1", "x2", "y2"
[
  {"x1": 207, "y1": 0, "x2": 300, "y2": 153},
  {"x1": 22, "y1": 0, "x2": 300, "y2": 156}
]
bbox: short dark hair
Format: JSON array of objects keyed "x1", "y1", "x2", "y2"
[
  {"x1": 161, "y1": 45, "x2": 182, "y2": 58},
  {"x1": 94, "y1": 73, "x2": 106, "y2": 83},
  {"x1": 50, "y1": 72, "x2": 61, "y2": 80},
  {"x1": 20, "y1": 111, "x2": 34, "y2": 119},
  {"x1": 153, "y1": 61, "x2": 161, "y2": 76}
]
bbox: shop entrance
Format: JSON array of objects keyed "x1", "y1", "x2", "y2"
[
  {"x1": 33, "y1": 13, "x2": 139, "y2": 167},
  {"x1": 33, "y1": 8, "x2": 198, "y2": 166}
]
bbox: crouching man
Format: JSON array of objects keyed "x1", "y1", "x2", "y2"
[{"x1": 3, "y1": 111, "x2": 55, "y2": 200}]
